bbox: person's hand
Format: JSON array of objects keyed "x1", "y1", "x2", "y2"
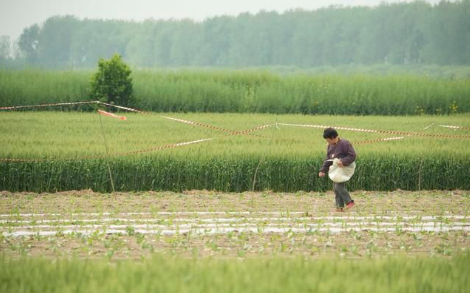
[
  {"x1": 319, "y1": 172, "x2": 325, "y2": 177},
  {"x1": 337, "y1": 160, "x2": 344, "y2": 167}
]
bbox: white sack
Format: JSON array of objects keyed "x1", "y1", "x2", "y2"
[{"x1": 328, "y1": 158, "x2": 356, "y2": 183}]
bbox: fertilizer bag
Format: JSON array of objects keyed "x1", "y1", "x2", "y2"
[{"x1": 328, "y1": 158, "x2": 356, "y2": 183}]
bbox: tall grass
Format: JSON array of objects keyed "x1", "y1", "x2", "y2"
[
  {"x1": 1, "y1": 254, "x2": 469, "y2": 293},
  {"x1": 1, "y1": 154, "x2": 468, "y2": 192},
  {"x1": 1, "y1": 112, "x2": 469, "y2": 192},
  {"x1": 2, "y1": 112, "x2": 469, "y2": 158},
  {"x1": 1, "y1": 69, "x2": 469, "y2": 115},
  {"x1": 0, "y1": 69, "x2": 91, "y2": 107}
]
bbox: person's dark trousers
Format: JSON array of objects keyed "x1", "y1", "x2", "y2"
[{"x1": 333, "y1": 182, "x2": 353, "y2": 208}]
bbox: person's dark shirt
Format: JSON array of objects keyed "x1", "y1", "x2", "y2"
[{"x1": 319, "y1": 138, "x2": 356, "y2": 173}]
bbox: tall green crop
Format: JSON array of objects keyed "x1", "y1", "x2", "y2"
[
  {"x1": 2, "y1": 69, "x2": 470, "y2": 115},
  {"x1": 1, "y1": 254, "x2": 469, "y2": 293},
  {"x1": 0, "y1": 112, "x2": 469, "y2": 192}
]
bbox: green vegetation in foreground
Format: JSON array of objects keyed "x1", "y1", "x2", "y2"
[
  {"x1": 1, "y1": 69, "x2": 470, "y2": 115},
  {"x1": 1, "y1": 112, "x2": 469, "y2": 192},
  {"x1": 1, "y1": 254, "x2": 469, "y2": 293}
]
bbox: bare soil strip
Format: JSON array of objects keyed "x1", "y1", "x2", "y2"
[{"x1": 1, "y1": 190, "x2": 469, "y2": 259}]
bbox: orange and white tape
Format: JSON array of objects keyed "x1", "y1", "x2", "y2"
[
  {"x1": 277, "y1": 123, "x2": 383, "y2": 134},
  {"x1": 98, "y1": 102, "x2": 145, "y2": 114},
  {"x1": 277, "y1": 123, "x2": 470, "y2": 139},
  {"x1": 0, "y1": 122, "x2": 275, "y2": 162},
  {"x1": 0, "y1": 158, "x2": 46, "y2": 163},
  {"x1": 98, "y1": 109, "x2": 127, "y2": 120},
  {"x1": 160, "y1": 115, "x2": 246, "y2": 134},
  {"x1": 105, "y1": 138, "x2": 214, "y2": 158},
  {"x1": 439, "y1": 125, "x2": 470, "y2": 130},
  {"x1": 0, "y1": 101, "x2": 100, "y2": 110},
  {"x1": 230, "y1": 124, "x2": 275, "y2": 136},
  {"x1": 0, "y1": 137, "x2": 214, "y2": 162},
  {"x1": 99, "y1": 102, "x2": 266, "y2": 138},
  {"x1": 1, "y1": 100, "x2": 265, "y2": 138},
  {"x1": 0, "y1": 100, "x2": 278, "y2": 161},
  {"x1": 1, "y1": 100, "x2": 470, "y2": 163},
  {"x1": 354, "y1": 136, "x2": 406, "y2": 145}
]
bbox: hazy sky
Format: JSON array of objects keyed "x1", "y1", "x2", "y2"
[{"x1": 1, "y1": 0, "x2": 445, "y2": 40}]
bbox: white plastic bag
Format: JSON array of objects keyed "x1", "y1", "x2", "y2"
[{"x1": 328, "y1": 158, "x2": 356, "y2": 183}]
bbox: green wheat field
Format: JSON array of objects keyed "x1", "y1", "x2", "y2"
[{"x1": 1, "y1": 70, "x2": 469, "y2": 293}]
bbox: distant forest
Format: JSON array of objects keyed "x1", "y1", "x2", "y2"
[{"x1": 1, "y1": 0, "x2": 469, "y2": 69}]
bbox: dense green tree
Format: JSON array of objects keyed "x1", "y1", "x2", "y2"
[
  {"x1": 0, "y1": 36, "x2": 11, "y2": 60},
  {"x1": 37, "y1": 16, "x2": 79, "y2": 68},
  {"x1": 90, "y1": 54, "x2": 134, "y2": 106},
  {"x1": 13, "y1": 1, "x2": 470, "y2": 68},
  {"x1": 18, "y1": 24, "x2": 40, "y2": 64}
]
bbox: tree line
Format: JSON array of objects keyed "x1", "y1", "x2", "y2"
[{"x1": 1, "y1": 0, "x2": 469, "y2": 69}]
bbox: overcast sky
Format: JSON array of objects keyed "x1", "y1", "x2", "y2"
[{"x1": 1, "y1": 0, "x2": 445, "y2": 40}]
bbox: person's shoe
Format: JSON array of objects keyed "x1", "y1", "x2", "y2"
[
  {"x1": 335, "y1": 208, "x2": 344, "y2": 212},
  {"x1": 345, "y1": 201, "x2": 355, "y2": 210}
]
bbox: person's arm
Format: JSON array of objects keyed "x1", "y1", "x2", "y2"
[
  {"x1": 340, "y1": 141, "x2": 356, "y2": 166},
  {"x1": 319, "y1": 146, "x2": 332, "y2": 173}
]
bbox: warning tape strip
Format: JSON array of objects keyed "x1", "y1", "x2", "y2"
[
  {"x1": 99, "y1": 102, "x2": 266, "y2": 138},
  {"x1": 98, "y1": 102, "x2": 145, "y2": 114},
  {"x1": 4, "y1": 100, "x2": 467, "y2": 138},
  {"x1": 97, "y1": 104, "x2": 273, "y2": 139},
  {"x1": 0, "y1": 123, "x2": 278, "y2": 162},
  {"x1": 0, "y1": 137, "x2": 215, "y2": 162},
  {"x1": 1, "y1": 101, "x2": 275, "y2": 162},
  {"x1": 96, "y1": 138, "x2": 214, "y2": 159},
  {"x1": 354, "y1": 136, "x2": 406, "y2": 145},
  {"x1": 1, "y1": 101, "x2": 469, "y2": 162},
  {"x1": 277, "y1": 123, "x2": 470, "y2": 139},
  {"x1": 0, "y1": 158, "x2": 46, "y2": 163},
  {"x1": 0, "y1": 121, "x2": 277, "y2": 162},
  {"x1": 1, "y1": 100, "x2": 268, "y2": 138},
  {"x1": 354, "y1": 123, "x2": 444, "y2": 145},
  {"x1": 98, "y1": 109, "x2": 127, "y2": 120},
  {"x1": 230, "y1": 123, "x2": 275, "y2": 136},
  {"x1": 423, "y1": 123, "x2": 435, "y2": 130},
  {"x1": 159, "y1": 115, "x2": 264, "y2": 138},
  {"x1": 439, "y1": 125, "x2": 470, "y2": 130},
  {"x1": 0, "y1": 101, "x2": 100, "y2": 110}
]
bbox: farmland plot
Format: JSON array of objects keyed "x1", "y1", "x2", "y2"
[
  {"x1": 1, "y1": 112, "x2": 469, "y2": 292},
  {"x1": 1, "y1": 112, "x2": 469, "y2": 192},
  {"x1": 1, "y1": 190, "x2": 469, "y2": 259}
]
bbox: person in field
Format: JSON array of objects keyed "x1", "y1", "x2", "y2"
[{"x1": 318, "y1": 128, "x2": 356, "y2": 212}]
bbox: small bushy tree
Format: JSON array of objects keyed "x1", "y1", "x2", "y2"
[{"x1": 90, "y1": 54, "x2": 134, "y2": 106}]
